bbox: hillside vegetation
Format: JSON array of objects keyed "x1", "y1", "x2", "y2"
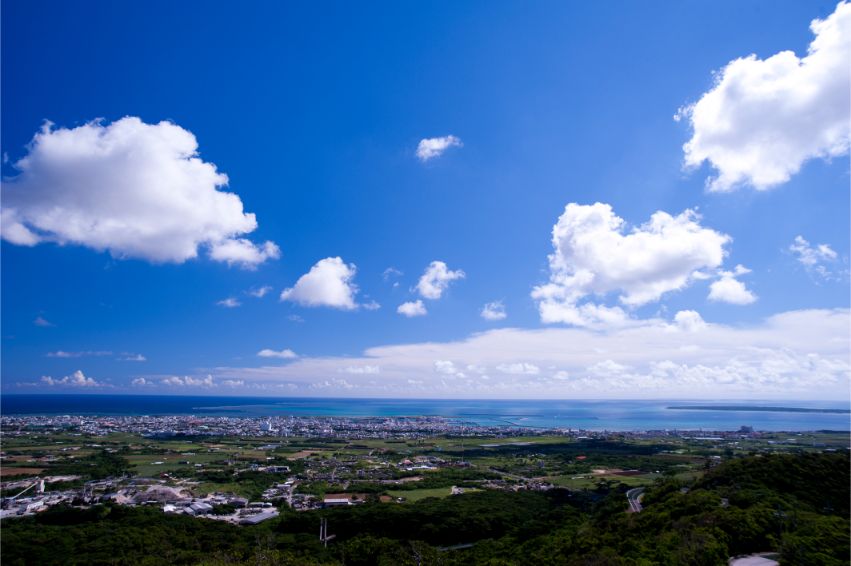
[{"x1": 2, "y1": 452, "x2": 847, "y2": 565}]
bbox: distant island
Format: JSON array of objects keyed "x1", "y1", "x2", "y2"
[{"x1": 668, "y1": 405, "x2": 851, "y2": 414}]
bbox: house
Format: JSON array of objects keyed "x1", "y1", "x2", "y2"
[{"x1": 322, "y1": 493, "x2": 366, "y2": 507}]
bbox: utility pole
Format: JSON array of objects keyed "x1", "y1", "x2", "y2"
[{"x1": 319, "y1": 517, "x2": 336, "y2": 548}]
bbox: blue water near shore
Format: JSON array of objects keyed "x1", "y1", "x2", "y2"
[{"x1": 2, "y1": 395, "x2": 849, "y2": 432}]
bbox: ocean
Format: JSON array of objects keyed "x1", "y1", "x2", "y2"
[{"x1": 2, "y1": 395, "x2": 849, "y2": 432}]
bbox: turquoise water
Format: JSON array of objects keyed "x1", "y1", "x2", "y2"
[{"x1": 2, "y1": 395, "x2": 849, "y2": 431}]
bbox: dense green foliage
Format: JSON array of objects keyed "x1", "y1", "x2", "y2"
[
  {"x1": 48, "y1": 449, "x2": 131, "y2": 479},
  {"x1": 2, "y1": 452, "x2": 847, "y2": 565},
  {"x1": 0, "y1": 505, "x2": 333, "y2": 566},
  {"x1": 190, "y1": 469, "x2": 290, "y2": 500}
]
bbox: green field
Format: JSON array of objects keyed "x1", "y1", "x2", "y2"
[{"x1": 386, "y1": 486, "x2": 452, "y2": 501}]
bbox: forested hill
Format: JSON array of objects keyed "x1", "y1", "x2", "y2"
[{"x1": 2, "y1": 452, "x2": 848, "y2": 565}]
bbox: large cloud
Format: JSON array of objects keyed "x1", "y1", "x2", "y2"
[
  {"x1": 280, "y1": 257, "x2": 360, "y2": 310},
  {"x1": 1, "y1": 117, "x2": 278, "y2": 267},
  {"x1": 210, "y1": 309, "x2": 850, "y2": 400},
  {"x1": 678, "y1": 2, "x2": 851, "y2": 191},
  {"x1": 531, "y1": 203, "x2": 733, "y2": 326}
]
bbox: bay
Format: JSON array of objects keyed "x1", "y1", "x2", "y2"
[{"x1": 2, "y1": 394, "x2": 849, "y2": 432}]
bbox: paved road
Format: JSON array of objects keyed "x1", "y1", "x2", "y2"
[
  {"x1": 728, "y1": 554, "x2": 779, "y2": 566},
  {"x1": 626, "y1": 487, "x2": 645, "y2": 513},
  {"x1": 487, "y1": 467, "x2": 530, "y2": 482}
]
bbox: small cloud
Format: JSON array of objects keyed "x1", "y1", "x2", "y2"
[
  {"x1": 382, "y1": 267, "x2": 403, "y2": 281},
  {"x1": 208, "y1": 239, "x2": 280, "y2": 270},
  {"x1": 416, "y1": 261, "x2": 465, "y2": 299},
  {"x1": 397, "y1": 300, "x2": 427, "y2": 317},
  {"x1": 480, "y1": 301, "x2": 507, "y2": 321},
  {"x1": 280, "y1": 257, "x2": 359, "y2": 310},
  {"x1": 789, "y1": 235, "x2": 840, "y2": 280},
  {"x1": 120, "y1": 353, "x2": 147, "y2": 362},
  {"x1": 248, "y1": 285, "x2": 273, "y2": 298},
  {"x1": 217, "y1": 297, "x2": 242, "y2": 308},
  {"x1": 417, "y1": 135, "x2": 462, "y2": 162},
  {"x1": 34, "y1": 316, "x2": 54, "y2": 327},
  {"x1": 708, "y1": 271, "x2": 757, "y2": 305},
  {"x1": 362, "y1": 300, "x2": 381, "y2": 311},
  {"x1": 257, "y1": 348, "x2": 298, "y2": 359},
  {"x1": 47, "y1": 350, "x2": 112, "y2": 358},
  {"x1": 222, "y1": 379, "x2": 245, "y2": 387},
  {"x1": 131, "y1": 377, "x2": 151, "y2": 386},
  {"x1": 288, "y1": 314, "x2": 305, "y2": 323}
]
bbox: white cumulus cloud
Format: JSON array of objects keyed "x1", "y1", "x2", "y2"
[
  {"x1": 708, "y1": 267, "x2": 758, "y2": 305},
  {"x1": 677, "y1": 2, "x2": 851, "y2": 191},
  {"x1": 209, "y1": 239, "x2": 280, "y2": 270},
  {"x1": 397, "y1": 300, "x2": 427, "y2": 317},
  {"x1": 41, "y1": 370, "x2": 102, "y2": 387},
  {"x1": 416, "y1": 261, "x2": 465, "y2": 299},
  {"x1": 280, "y1": 257, "x2": 359, "y2": 310},
  {"x1": 532, "y1": 203, "x2": 730, "y2": 326},
  {"x1": 416, "y1": 135, "x2": 462, "y2": 161},
  {"x1": 1, "y1": 117, "x2": 279, "y2": 267},
  {"x1": 217, "y1": 297, "x2": 241, "y2": 308},
  {"x1": 160, "y1": 375, "x2": 215, "y2": 387},
  {"x1": 673, "y1": 310, "x2": 707, "y2": 332}
]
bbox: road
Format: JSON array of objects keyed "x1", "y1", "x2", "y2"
[{"x1": 626, "y1": 487, "x2": 645, "y2": 513}]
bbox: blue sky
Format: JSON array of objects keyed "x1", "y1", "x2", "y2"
[{"x1": 2, "y1": 0, "x2": 849, "y2": 398}]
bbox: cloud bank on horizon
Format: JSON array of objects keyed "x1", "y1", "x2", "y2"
[{"x1": 142, "y1": 308, "x2": 850, "y2": 399}]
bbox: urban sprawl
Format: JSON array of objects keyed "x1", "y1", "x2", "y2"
[{"x1": 2, "y1": 414, "x2": 840, "y2": 529}]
